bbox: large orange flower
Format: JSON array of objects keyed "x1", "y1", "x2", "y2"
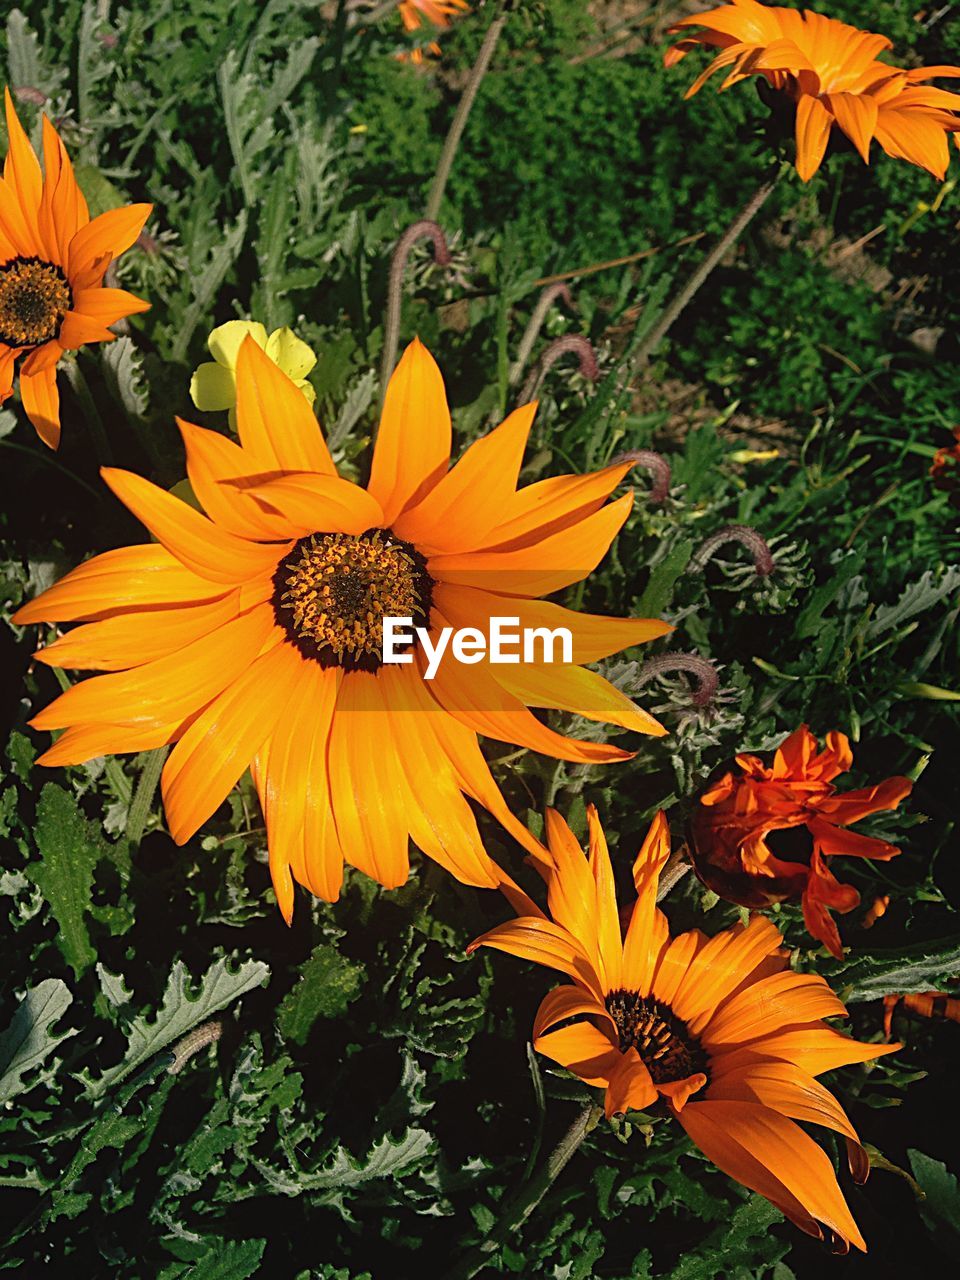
[
  {"x1": 14, "y1": 337, "x2": 669, "y2": 921},
  {"x1": 471, "y1": 806, "x2": 898, "y2": 1253},
  {"x1": 689, "y1": 726, "x2": 913, "y2": 958},
  {"x1": 0, "y1": 88, "x2": 151, "y2": 448},
  {"x1": 665, "y1": 1, "x2": 960, "y2": 181}
]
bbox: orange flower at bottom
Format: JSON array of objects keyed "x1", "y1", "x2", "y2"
[
  {"x1": 689, "y1": 726, "x2": 913, "y2": 958},
  {"x1": 471, "y1": 807, "x2": 897, "y2": 1253}
]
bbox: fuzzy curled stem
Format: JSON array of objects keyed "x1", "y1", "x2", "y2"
[
  {"x1": 519, "y1": 335, "x2": 600, "y2": 404},
  {"x1": 610, "y1": 448, "x2": 671, "y2": 503},
  {"x1": 378, "y1": 220, "x2": 451, "y2": 411},
  {"x1": 509, "y1": 284, "x2": 574, "y2": 386},
  {"x1": 633, "y1": 652, "x2": 720, "y2": 708},
  {"x1": 689, "y1": 524, "x2": 775, "y2": 578}
]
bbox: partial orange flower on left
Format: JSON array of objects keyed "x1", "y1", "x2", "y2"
[{"x1": 0, "y1": 88, "x2": 152, "y2": 448}]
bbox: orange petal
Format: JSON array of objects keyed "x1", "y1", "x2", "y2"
[
  {"x1": 532, "y1": 984, "x2": 614, "y2": 1040},
  {"x1": 67, "y1": 204, "x2": 152, "y2": 277},
  {"x1": 234, "y1": 337, "x2": 335, "y2": 476},
  {"x1": 100, "y1": 467, "x2": 288, "y2": 585},
  {"x1": 430, "y1": 584, "x2": 671, "y2": 663},
  {"x1": 30, "y1": 605, "x2": 276, "y2": 730},
  {"x1": 795, "y1": 94, "x2": 834, "y2": 181},
  {"x1": 71, "y1": 286, "x2": 150, "y2": 325},
  {"x1": 244, "y1": 472, "x2": 385, "y2": 537},
  {"x1": 826, "y1": 91, "x2": 878, "y2": 163},
  {"x1": 719, "y1": 1027, "x2": 899, "y2": 1077},
  {"x1": 36, "y1": 717, "x2": 184, "y2": 768},
  {"x1": 707, "y1": 1058, "x2": 860, "y2": 1146},
  {"x1": 176, "y1": 418, "x2": 294, "y2": 541},
  {"x1": 253, "y1": 662, "x2": 343, "y2": 918},
  {"x1": 543, "y1": 807, "x2": 604, "y2": 977},
  {"x1": 367, "y1": 337, "x2": 451, "y2": 523},
  {"x1": 32, "y1": 592, "x2": 241, "y2": 671},
  {"x1": 587, "y1": 805, "x2": 623, "y2": 993},
  {"x1": 468, "y1": 917, "x2": 605, "y2": 1002},
  {"x1": 621, "y1": 812, "x2": 672, "y2": 997},
  {"x1": 534, "y1": 1020, "x2": 621, "y2": 1088},
  {"x1": 3, "y1": 89, "x2": 42, "y2": 243},
  {"x1": 479, "y1": 462, "x2": 633, "y2": 552},
  {"x1": 875, "y1": 108, "x2": 951, "y2": 179},
  {"x1": 604, "y1": 1050, "x2": 658, "y2": 1118},
  {"x1": 39, "y1": 115, "x2": 88, "y2": 262},
  {"x1": 673, "y1": 914, "x2": 785, "y2": 1032},
  {"x1": 678, "y1": 1100, "x2": 865, "y2": 1251},
  {"x1": 702, "y1": 971, "x2": 847, "y2": 1048},
  {"x1": 162, "y1": 638, "x2": 303, "y2": 845},
  {"x1": 12, "y1": 545, "x2": 228, "y2": 625},
  {"x1": 19, "y1": 363, "x2": 61, "y2": 450},
  {"x1": 429, "y1": 491, "x2": 634, "y2": 597},
  {"x1": 497, "y1": 662, "x2": 666, "y2": 738},
  {"x1": 392, "y1": 401, "x2": 536, "y2": 552}
]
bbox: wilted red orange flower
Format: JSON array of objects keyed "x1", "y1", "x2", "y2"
[
  {"x1": 883, "y1": 990, "x2": 960, "y2": 1040},
  {"x1": 0, "y1": 88, "x2": 151, "y2": 448},
  {"x1": 398, "y1": 0, "x2": 469, "y2": 63},
  {"x1": 931, "y1": 427, "x2": 960, "y2": 505},
  {"x1": 665, "y1": 1, "x2": 960, "y2": 181},
  {"x1": 689, "y1": 726, "x2": 913, "y2": 958},
  {"x1": 471, "y1": 806, "x2": 897, "y2": 1253}
]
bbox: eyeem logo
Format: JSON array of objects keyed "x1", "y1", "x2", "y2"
[{"x1": 383, "y1": 616, "x2": 573, "y2": 681}]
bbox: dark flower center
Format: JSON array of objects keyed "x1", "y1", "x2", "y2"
[
  {"x1": 765, "y1": 823, "x2": 815, "y2": 865},
  {"x1": 272, "y1": 527, "x2": 433, "y2": 672},
  {"x1": 604, "y1": 989, "x2": 707, "y2": 1084},
  {"x1": 0, "y1": 257, "x2": 72, "y2": 347}
]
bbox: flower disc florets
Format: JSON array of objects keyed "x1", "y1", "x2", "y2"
[
  {"x1": 0, "y1": 257, "x2": 72, "y2": 346},
  {"x1": 605, "y1": 989, "x2": 708, "y2": 1084}
]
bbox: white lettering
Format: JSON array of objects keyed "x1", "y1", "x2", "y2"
[
  {"x1": 381, "y1": 618, "x2": 575, "y2": 678},
  {"x1": 523, "y1": 626, "x2": 572, "y2": 665},
  {"x1": 420, "y1": 626, "x2": 452, "y2": 681},
  {"x1": 382, "y1": 616, "x2": 414, "y2": 664},
  {"x1": 489, "y1": 616, "x2": 520, "y2": 663}
]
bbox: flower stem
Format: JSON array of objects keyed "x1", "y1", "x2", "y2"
[
  {"x1": 689, "y1": 524, "x2": 775, "y2": 578},
  {"x1": 125, "y1": 745, "x2": 169, "y2": 847},
  {"x1": 379, "y1": 219, "x2": 451, "y2": 410},
  {"x1": 610, "y1": 448, "x2": 671, "y2": 504},
  {"x1": 424, "y1": 4, "x2": 511, "y2": 223},
  {"x1": 443, "y1": 1101, "x2": 603, "y2": 1280},
  {"x1": 509, "y1": 283, "x2": 574, "y2": 386},
  {"x1": 631, "y1": 167, "x2": 784, "y2": 369},
  {"x1": 62, "y1": 356, "x2": 113, "y2": 466},
  {"x1": 519, "y1": 335, "x2": 599, "y2": 404}
]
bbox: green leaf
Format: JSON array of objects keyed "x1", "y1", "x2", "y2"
[
  {"x1": 828, "y1": 936, "x2": 960, "y2": 1002},
  {"x1": 276, "y1": 943, "x2": 363, "y2": 1046},
  {"x1": 26, "y1": 784, "x2": 110, "y2": 978},
  {"x1": 83, "y1": 957, "x2": 269, "y2": 1100},
  {"x1": 909, "y1": 1150, "x2": 960, "y2": 1239},
  {"x1": 667, "y1": 1196, "x2": 788, "y2": 1279},
  {"x1": 637, "y1": 539, "x2": 693, "y2": 617},
  {"x1": 159, "y1": 1237, "x2": 267, "y2": 1280},
  {"x1": 0, "y1": 978, "x2": 76, "y2": 1103},
  {"x1": 794, "y1": 547, "x2": 866, "y2": 640}
]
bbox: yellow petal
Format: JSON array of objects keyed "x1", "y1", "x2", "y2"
[{"x1": 190, "y1": 361, "x2": 237, "y2": 412}]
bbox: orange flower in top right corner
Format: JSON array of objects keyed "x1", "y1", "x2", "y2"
[
  {"x1": 689, "y1": 725, "x2": 913, "y2": 959},
  {"x1": 398, "y1": 1, "x2": 469, "y2": 64},
  {"x1": 665, "y1": 0, "x2": 960, "y2": 181}
]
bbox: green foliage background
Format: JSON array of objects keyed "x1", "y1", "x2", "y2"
[{"x1": 1, "y1": 1, "x2": 959, "y2": 1276}]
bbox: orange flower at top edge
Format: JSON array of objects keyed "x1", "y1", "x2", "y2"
[
  {"x1": 14, "y1": 336, "x2": 670, "y2": 923},
  {"x1": 0, "y1": 88, "x2": 152, "y2": 448},
  {"x1": 689, "y1": 725, "x2": 913, "y2": 958},
  {"x1": 398, "y1": 0, "x2": 469, "y2": 63},
  {"x1": 930, "y1": 427, "x2": 960, "y2": 506},
  {"x1": 665, "y1": 0, "x2": 960, "y2": 181},
  {"x1": 470, "y1": 807, "x2": 898, "y2": 1253}
]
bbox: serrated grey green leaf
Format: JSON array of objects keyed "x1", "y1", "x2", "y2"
[
  {"x1": 0, "y1": 978, "x2": 76, "y2": 1103},
  {"x1": 83, "y1": 957, "x2": 269, "y2": 1100},
  {"x1": 276, "y1": 943, "x2": 363, "y2": 1046}
]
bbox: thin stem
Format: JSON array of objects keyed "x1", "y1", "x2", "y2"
[
  {"x1": 61, "y1": 357, "x2": 113, "y2": 466},
  {"x1": 378, "y1": 219, "x2": 451, "y2": 410},
  {"x1": 689, "y1": 524, "x2": 775, "y2": 578},
  {"x1": 125, "y1": 745, "x2": 169, "y2": 847},
  {"x1": 519, "y1": 335, "x2": 599, "y2": 404},
  {"x1": 443, "y1": 1102, "x2": 603, "y2": 1280},
  {"x1": 633, "y1": 653, "x2": 720, "y2": 708},
  {"x1": 425, "y1": 5, "x2": 510, "y2": 222},
  {"x1": 610, "y1": 448, "x2": 671, "y2": 504},
  {"x1": 350, "y1": 0, "x2": 401, "y2": 25},
  {"x1": 532, "y1": 231, "x2": 707, "y2": 289},
  {"x1": 632, "y1": 168, "x2": 784, "y2": 369},
  {"x1": 509, "y1": 284, "x2": 574, "y2": 386}
]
